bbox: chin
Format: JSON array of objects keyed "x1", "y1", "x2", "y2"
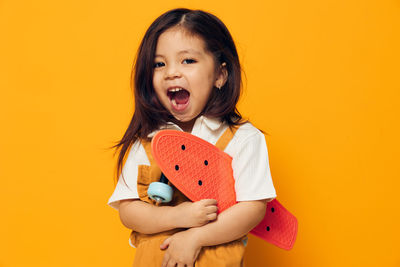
[
  {"x1": 174, "y1": 116, "x2": 193, "y2": 122},
  {"x1": 170, "y1": 112, "x2": 194, "y2": 122}
]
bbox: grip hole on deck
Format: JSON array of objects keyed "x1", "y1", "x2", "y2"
[
  {"x1": 198, "y1": 180, "x2": 202, "y2": 186},
  {"x1": 266, "y1": 226, "x2": 270, "y2": 231},
  {"x1": 181, "y1": 145, "x2": 185, "y2": 150},
  {"x1": 175, "y1": 165, "x2": 179, "y2": 171},
  {"x1": 204, "y1": 160, "x2": 208, "y2": 166}
]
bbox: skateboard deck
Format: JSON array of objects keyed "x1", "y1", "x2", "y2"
[{"x1": 151, "y1": 130, "x2": 297, "y2": 250}]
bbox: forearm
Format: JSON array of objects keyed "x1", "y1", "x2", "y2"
[
  {"x1": 118, "y1": 199, "x2": 182, "y2": 234},
  {"x1": 190, "y1": 200, "x2": 267, "y2": 247}
]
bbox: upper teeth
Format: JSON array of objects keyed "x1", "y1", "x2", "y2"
[{"x1": 169, "y1": 87, "x2": 183, "y2": 92}]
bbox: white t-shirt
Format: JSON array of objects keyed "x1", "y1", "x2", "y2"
[{"x1": 107, "y1": 116, "x2": 277, "y2": 210}]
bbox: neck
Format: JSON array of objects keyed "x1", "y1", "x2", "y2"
[{"x1": 173, "y1": 118, "x2": 196, "y2": 133}]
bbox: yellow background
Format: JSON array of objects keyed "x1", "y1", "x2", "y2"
[{"x1": 1, "y1": 0, "x2": 399, "y2": 266}]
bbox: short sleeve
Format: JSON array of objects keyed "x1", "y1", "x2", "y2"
[
  {"x1": 228, "y1": 129, "x2": 277, "y2": 202},
  {"x1": 107, "y1": 140, "x2": 148, "y2": 210}
]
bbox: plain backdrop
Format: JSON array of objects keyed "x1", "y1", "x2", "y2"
[{"x1": 1, "y1": 0, "x2": 399, "y2": 266}]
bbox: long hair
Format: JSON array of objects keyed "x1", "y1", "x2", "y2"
[{"x1": 111, "y1": 8, "x2": 244, "y2": 183}]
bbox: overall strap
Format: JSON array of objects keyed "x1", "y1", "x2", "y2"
[
  {"x1": 215, "y1": 126, "x2": 239, "y2": 151},
  {"x1": 141, "y1": 138, "x2": 158, "y2": 167},
  {"x1": 139, "y1": 138, "x2": 162, "y2": 183}
]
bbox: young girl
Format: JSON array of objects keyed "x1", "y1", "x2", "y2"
[{"x1": 108, "y1": 8, "x2": 276, "y2": 267}]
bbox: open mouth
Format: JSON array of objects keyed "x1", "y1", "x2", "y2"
[{"x1": 167, "y1": 87, "x2": 190, "y2": 111}]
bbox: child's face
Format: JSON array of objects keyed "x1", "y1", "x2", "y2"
[{"x1": 153, "y1": 27, "x2": 226, "y2": 125}]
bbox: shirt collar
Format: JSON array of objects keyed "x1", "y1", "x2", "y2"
[
  {"x1": 147, "y1": 115, "x2": 223, "y2": 138},
  {"x1": 199, "y1": 116, "x2": 223, "y2": 131}
]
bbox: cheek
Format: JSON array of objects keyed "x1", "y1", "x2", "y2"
[
  {"x1": 153, "y1": 78, "x2": 164, "y2": 101},
  {"x1": 189, "y1": 69, "x2": 216, "y2": 89},
  {"x1": 152, "y1": 73, "x2": 163, "y2": 94},
  {"x1": 152, "y1": 72, "x2": 159, "y2": 87}
]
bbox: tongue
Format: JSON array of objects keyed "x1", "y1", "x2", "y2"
[{"x1": 174, "y1": 90, "x2": 190, "y2": 104}]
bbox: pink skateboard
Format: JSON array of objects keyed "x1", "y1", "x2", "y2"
[{"x1": 151, "y1": 130, "x2": 297, "y2": 250}]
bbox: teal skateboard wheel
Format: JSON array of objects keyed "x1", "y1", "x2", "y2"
[{"x1": 148, "y1": 181, "x2": 173, "y2": 203}]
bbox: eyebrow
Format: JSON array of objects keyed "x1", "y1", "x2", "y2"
[{"x1": 155, "y1": 49, "x2": 202, "y2": 58}]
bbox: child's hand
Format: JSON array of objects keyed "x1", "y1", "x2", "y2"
[
  {"x1": 175, "y1": 199, "x2": 217, "y2": 228},
  {"x1": 160, "y1": 229, "x2": 202, "y2": 267}
]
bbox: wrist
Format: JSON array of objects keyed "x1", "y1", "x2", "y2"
[
  {"x1": 170, "y1": 205, "x2": 185, "y2": 228},
  {"x1": 187, "y1": 227, "x2": 205, "y2": 247},
  {"x1": 159, "y1": 205, "x2": 180, "y2": 229}
]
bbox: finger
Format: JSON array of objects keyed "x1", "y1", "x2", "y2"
[
  {"x1": 160, "y1": 237, "x2": 171, "y2": 250},
  {"x1": 167, "y1": 259, "x2": 176, "y2": 267},
  {"x1": 207, "y1": 212, "x2": 217, "y2": 221},
  {"x1": 202, "y1": 199, "x2": 217, "y2": 206},
  {"x1": 161, "y1": 253, "x2": 169, "y2": 267},
  {"x1": 205, "y1": 205, "x2": 218, "y2": 214},
  {"x1": 177, "y1": 262, "x2": 185, "y2": 267}
]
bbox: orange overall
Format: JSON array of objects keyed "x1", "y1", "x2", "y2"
[{"x1": 130, "y1": 126, "x2": 247, "y2": 267}]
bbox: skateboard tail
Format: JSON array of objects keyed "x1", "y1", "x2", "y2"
[{"x1": 250, "y1": 199, "x2": 298, "y2": 250}]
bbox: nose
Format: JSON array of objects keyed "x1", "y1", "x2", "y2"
[{"x1": 164, "y1": 64, "x2": 181, "y2": 80}]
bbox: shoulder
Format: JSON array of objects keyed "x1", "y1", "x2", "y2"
[
  {"x1": 225, "y1": 122, "x2": 266, "y2": 155},
  {"x1": 233, "y1": 122, "x2": 264, "y2": 144}
]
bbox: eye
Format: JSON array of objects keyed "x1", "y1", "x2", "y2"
[
  {"x1": 182, "y1": 58, "x2": 196, "y2": 64},
  {"x1": 154, "y1": 62, "x2": 165, "y2": 68}
]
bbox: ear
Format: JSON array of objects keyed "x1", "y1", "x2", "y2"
[{"x1": 214, "y1": 62, "x2": 228, "y2": 89}]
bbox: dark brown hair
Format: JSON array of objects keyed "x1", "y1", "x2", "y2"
[{"x1": 111, "y1": 8, "x2": 245, "y2": 183}]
